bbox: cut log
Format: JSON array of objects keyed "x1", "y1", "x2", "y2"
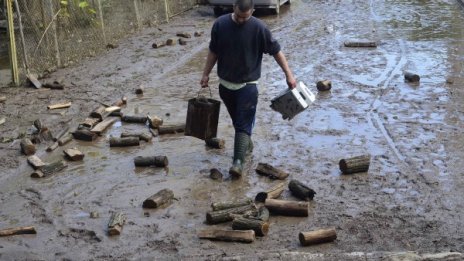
[
  {"x1": 134, "y1": 156, "x2": 168, "y2": 167},
  {"x1": 178, "y1": 38, "x2": 187, "y2": 45},
  {"x1": 147, "y1": 115, "x2": 163, "y2": 129},
  {"x1": 79, "y1": 118, "x2": 101, "y2": 129},
  {"x1": 109, "y1": 137, "x2": 140, "y2": 147},
  {"x1": 264, "y1": 199, "x2": 309, "y2": 217},
  {"x1": 158, "y1": 124, "x2": 185, "y2": 135},
  {"x1": 112, "y1": 97, "x2": 127, "y2": 107},
  {"x1": 288, "y1": 180, "x2": 316, "y2": 201},
  {"x1": 206, "y1": 204, "x2": 256, "y2": 224},
  {"x1": 0, "y1": 117, "x2": 5, "y2": 126},
  {"x1": 299, "y1": 228, "x2": 337, "y2": 246},
  {"x1": 135, "y1": 87, "x2": 143, "y2": 95},
  {"x1": 255, "y1": 182, "x2": 287, "y2": 203},
  {"x1": 47, "y1": 102, "x2": 71, "y2": 110},
  {"x1": 108, "y1": 212, "x2": 126, "y2": 236},
  {"x1": 27, "y1": 155, "x2": 46, "y2": 169},
  {"x1": 31, "y1": 160, "x2": 67, "y2": 178},
  {"x1": 152, "y1": 42, "x2": 166, "y2": 48},
  {"x1": 91, "y1": 117, "x2": 117, "y2": 135},
  {"x1": 72, "y1": 129, "x2": 98, "y2": 141},
  {"x1": 344, "y1": 41, "x2": 377, "y2": 47},
  {"x1": 63, "y1": 148, "x2": 85, "y2": 161},
  {"x1": 210, "y1": 168, "x2": 223, "y2": 180},
  {"x1": 33, "y1": 119, "x2": 47, "y2": 132},
  {"x1": 0, "y1": 226, "x2": 37, "y2": 237},
  {"x1": 194, "y1": 31, "x2": 204, "y2": 37},
  {"x1": 58, "y1": 134, "x2": 73, "y2": 146},
  {"x1": 176, "y1": 32, "x2": 191, "y2": 38},
  {"x1": 104, "y1": 106, "x2": 121, "y2": 113},
  {"x1": 197, "y1": 229, "x2": 255, "y2": 243},
  {"x1": 166, "y1": 38, "x2": 176, "y2": 45},
  {"x1": 121, "y1": 132, "x2": 153, "y2": 142},
  {"x1": 43, "y1": 81, "x2": 64, "y2": 89},
  {"x1": 109, "y1": 111, "x2": 123, "y2": 117},
  {"x1": 46, "y1": 142, "x2": 59, "y2": 152},
  {"x1": 205, "y1": 138, "x2": 225, "y2": 149},
  {"x1": 121, "y1": 115, "x2": 147, "y2": 124},
  {"x1": 316, "y1": 80, "x2": 332, "y2": 91},
  {"x1": 404, "y1": 71, "x2": 420, "y2": 82},
  {"x1": 255, "y1": 163, "x2": 289, "y2": 180},
  {"x1": 211, "y1": 198, "x2": 253, "y2": 211},
  {"x1": 232, "y1": 217, "x2": 269, "y2": 237},
  {"x1": 52, "y1": 126, "x2": 70, "y2": 142},
  {"x1": 20, "y1": 138, "x2": 36, "y2": 155},
  {"x1": 90, "y1": 106, "x2": 110, "y2": 120},
  {"x1": 0, "y1": 96, "x2": 6, "y2": 103},
  {"x1": 142, "y1": 189, "x2": 174, "y2": 208},
  {"x1": 339, "y1": 155, "x2": 371, "y2": 174}
]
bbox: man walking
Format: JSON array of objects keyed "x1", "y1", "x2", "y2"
[{"x1": 200, "y1": 0, "x2": 296, "y2": 178}]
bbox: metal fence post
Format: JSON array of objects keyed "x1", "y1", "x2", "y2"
[{"x1": 6, "y1": 0, "x2": 19, "y2": 85}]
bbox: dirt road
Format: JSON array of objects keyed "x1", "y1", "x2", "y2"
[{"x1": 0, "y1": 1, "x2": 463, "y2": 260}]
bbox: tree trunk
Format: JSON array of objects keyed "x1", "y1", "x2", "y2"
[
  {"x1": 255, "y1": 163, "x2": 289, "y2": 180},
  {"x1": 264, "y1": 199, "x2": 309, "y2": 217},
  {"x1": 31, "y1": 160, "x2": 67, "y2": 178},
  {"x1": 72, "y1": 129, "x2": 98, "y2": 141},
  {"x1": 142, "y1": 189, "x2": 174, "y2": 208},
  {"x1": 339, "y1": 155, "x2": 370, "y2": 174},
  {"x1": 158, "y1": 124, "x2": 185, "y2": 135},
  {"x1": 232, "y1": 217, "x2": 269, "y2": 237},
  {"x1": 211, "y1": 198, "x2": 253, "y2": 211},
  {"x1": 107, "y1": 212, "x2": 126, "y2": 236},
  {"x1": 134, "y1": 156, "x2": 168, "y2": 167},
  {"x1": 299, "y1": 228, "x2": 337, "y2": 246},
  {"x1": 27, "y1": 155, "x2": 46, "y2": 169},
  {"x1": 109, "y1": 137, "x2": 140, "y2": 147},
  {"x1": 63, "y1": 148, "x2": 84, "y2": 161},
  {"x1": 206, "y1": 204, "x2": 256, "y2": 224},
  {"x1": 288, "y1": 179, "x2": 316, "y2": 201},
  {"x1": 205, "y1": 138, "x2": 225, "y2": 149},
  {"x1": 122, "y1": 115, "x2": 147, "y2": 123},
  {"x1": 197, "y1": 229, "x2": 255, "y2": 243},
  {"x1": 91, "y1": 117, "x2": 117, "y2": 135},
  {"x1": 20, "y1": 138, "x2": 36, "y2": 155},
  {"x1": 255, "y1": 182, "x2": 286, "y2": 202},
  {"x1": 0, "y1": 226, "x2": 37, "y2": 237}
]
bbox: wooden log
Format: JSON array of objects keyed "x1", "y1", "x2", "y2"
[
  {"x1": 158, "y1": 124, "x2": 185, "y2": 135},
  {"x1": 47, "y1": 102, "x2": 71, "y2": 110},
  {"x1": 20, "y1": 138, "x2": 36, "y2": 155},
  {"x1": 91, "y1": 118, "x2": 117, "y2": 135},
  {"x1": 299, "y1": 228, "x2": 337, "y2": 246},
  {"x1": 194, "y1": 31, "x2": 204, "y2": 37},
  {"x1": 152, "y1": 42, "x2": 165, "y2": 48},
  {"x1": 46, "y1": 142, "x2": 59, "y2": 152},
  {"x1": 255, "y1": 182, "x2": 287, "y2": 203},
  {"x1": 206, "y1": 204, "x2": 256, "y2": 224},
  {"x1": 43, "y1": 81, "x2": 64, "y2": 89},
  {"x1": 52, "y1": 126, "x2": 70, "y2": 142},
  {"x1": 211, "y1": 198, "x2": 253, "y2": 211},
  {"x1": 344, "y1": 41, "x2": 377, "y2": 47},
  {"x1": 166, "y1": 38, "x2": 176, "y2": 45},
  {"x1": 0, "y1": 96, "x2": 6, "y2": 103},
  {"x1": 27, "y1": 155, "x2": 46, "y2": 169},
  {"x1": 121, "y1": 132, "x2": 153, "y2": 142},
  {"x1": 72, "y1": 129, "x2": 98, "y2": 141},
  {"x1": 133, "y1": 156, "x2": 168, "y2": 167},
  {"x1": 80, "y1": 118, "x2": 101, "y2": 129},
  {"x1": 210, "y1": 168, "x2": 223, "y2": 180},
  {"x1": 142, "y1": 189, "x2": 174, "y2": 208},
  {"x1": 197, "y1": 229, "x2": 255, "y2": 243},
  {"x1": 288, "y1": 180, "x2": 316, "y2": 201},
  {"x1": 255, "y1": 163, "x2": 289, "y2": 180},
  {"x1": 0, "y1": 117, "x2": 5, "y2": 126},
  {"x1": 339, "y1": 155, "x2": 371, "y2": 174},
  {"x1": 121, "y1": 115, "x2": 147, "y2": 123},
  {"x1": 109, "y1": 137, "x2": 140, "y2": 147},
  {"x1": 63, "y1": 148, "x2": 84, "y2": 161},
  {"x1": 0, "y1": 226, "x2": 37, "y2": 237},
  {"x1": 33, "y1": 119, "x2": 47, "y2": 132},
  {"x1": 264, "y1": 199, "x2": 309, "y2": 217},
  {"x1": 178, "y1": 38, "x2": 187, "y2": 45},
  {"x1": 31, "y1": 160, "x2": 67, "y2": 178},
  {"x1": 109, "y1": 111, "x2": 123, "y2": 117},
  {"x1": 176, "y1": 32, "x2": 191, "y2": 38},
  {"x1": 316, "y1": 80, "x2": 332, "y2": 91},
  {"x1": 108, "y1": 212, "x2": 126, "y2": 236},
  {"x1": 147, "y1": 115, "x2": 163, "y2": 129},
  {"x1": 90, "y1": 106, "x2": 110, "y2": 120},
  {"x1": 57, "y1": 134, "x2": 73, "y2": 146},
  {"x1": 404, "y1": 71, "x2": 420, "y2": 82},
  {"x1": 232, "y1": 217, "x2": 269, "y2": 237},
  {"x1": 104, "y1": 106, "x2": 121, "y2": 113},
  {"x1": 135, "y1": 87, "x2": 143, "y2": 94},
  {"x1": 112, "y1": 97, "x2": 127, "y2": 107},
  {"x1": 205, "y1": 138, "x2": 225, "y2": 149}
]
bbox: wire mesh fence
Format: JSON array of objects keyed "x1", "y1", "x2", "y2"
[{"x1": 7, "y1": 0, "x2": 198, "y2": 83}]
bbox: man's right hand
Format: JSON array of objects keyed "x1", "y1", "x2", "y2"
[{"x1": 200, "y1": 75, "x2": 209, "y2": 88}]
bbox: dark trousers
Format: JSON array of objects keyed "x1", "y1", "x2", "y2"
[{"x1": 219, "y1": 83, "x2": 258, "y2": 136}]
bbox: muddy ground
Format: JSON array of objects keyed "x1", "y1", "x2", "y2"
[{"x1": 0, "y1": 0, "x2": 464, "y2": 260}]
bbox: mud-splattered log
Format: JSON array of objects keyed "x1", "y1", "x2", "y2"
[
  {"x1": 52, "y1": 126, "x2": 70, "y2": 142},
  {"x1": 299, "y1": 228, "x2": 337, "y2": 246},
  {"x1": 91, "y1": 118, "x2": 117, "y2": 135},
  {"x1": 206, "y1": 204, "x2": 256, "y2": 224},
  {"x1": 121, "y1": 132, "x2": 152, "y2": 142},
  {"x1": 255, "y1": 163, "x2": 289, "y2": 180},
  {"x1": 158, "y1": 124, "x2": 185, "y2": 135},
  {"x1": 288, "y1": 180, "x2": 316, "y2": 201},
  {"x1": 255, "y1": 182, "x2": 287, "y2": 202},
  {"x1": 205, "y1": 138, "x2": 225, "y2": 149},
  {"x1": 27, "y1": 155, "x2": 46, "y2": 169},
  {"x1": 63, "y1": 148, "x2": 84, "y2": 161},
  {"x1": 47, "y1": 102, "x2": 71, "y2": 110},
  {"x1": 121, "y1": 115, "x2": 147, "y2": 123},
  {"x1": 134, "y1": 156, "x2": 168, "y2": 167},
  {"x1": 344, "y1": 41, "x2": 377, "y2": 47},
  {"x1": 211, "y1": 198, "x2": 253, "y2": 211},
  {"x1": 80, "y1": 118, "x2": 101, "y2": 129},
  {"x1": 210, "y1": 168, "x2": 223, "y2": 180},
  {"x1": 0, "y1": 226, "x2": 37, "y2": 237},
  {"x1": 197, "y1": 229, "x2": 255, "y2": 243},
  {"x1": 31, "y1": 160, "x2": 67, "y2": 178},
  {"x1": 135, "y1": 87, "x2": 143, "y2": 94},
  {"x1": 90, "y1": 106, "x2": 110, "y2": 120},
  {"x1": 404, "y1": 71, "x2": 420, "y2": 82},
  {"x1": 20, "y1": 138, "x2": 36, "y2": 155},
  {"x1": 112, "y1": 97, "x2": 127, "y2": 107},
  {"x1": 109, "y1": 137, "x2": 140, "y2": 147},
  {"x1": 166, "y1": 38, "x2": 176, "y2": 46},
  {"x1": 264, "y1": 199, "x2": 309, "y2": 217},
  {"x1": 142, "y1": 189, "x2": 174, "y2": 208},
  {"x1": 232, "y1": 217, "x2": 269, "y2": 237},
  {"x1": 0, "y1": 96, "x2": 6, "y2": 103},
  {"x1": 108, "y1": 212, "x2": 126, "y2": 236},
  {"x1": 72, "y1": 129, "x2": 98, "y2": 141},
  {"x1": 57, "y1": 134, "x2": 72, "y2": 146},
  {"x1": 176, "y1": 32, "x2": 191, "y2": 38},
  {"x1": 152, "y1": 42, "x2": 165, "y2": 48},
  {"x1": 33, "y1": 119, "x2": 47, "y2": 132},
  {"x1": 316, "y1": 80, "x2": 332, "y2": 91},
  {"x1": 43, "y1": 81, "x2": 64, "y2": 90},
  {"x1": 147, "y1": 115, "x2": 163, "y2": 129},
  {"x1": 339, "y1": 155, "x2": 371, "y2": 174}
]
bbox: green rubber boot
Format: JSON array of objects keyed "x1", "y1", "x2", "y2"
[{"x1": 229, "y1": 132, "x2": 249, "y2": 178}]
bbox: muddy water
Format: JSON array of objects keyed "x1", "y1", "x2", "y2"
[{"x1": 1, "y1": 1, "x2": 464, "y2": 259}]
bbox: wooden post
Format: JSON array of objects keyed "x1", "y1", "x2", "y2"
[
  {"x1": 108, "y1": 212, "x2": 126, "y2": 236},
  {"x1": 0, "y1": 226, "x2": 37, "y2": 237},
  {"x1": 142, "y1": 189, "x2": 174, "y2": 208},
  {"x1": 299, "y1": 228, "x2": 337, "y2": 246},
  {"x1": 133, "y1": 0, "x2": 142, "y2": 29},
  {"x1": 264, "y1": 199, "x2": 309, "y2": 217},
  {"x1": 344, "y1": 41, "x2": 377, "y2": 47},
  {"x1": 339, "y1": 155, "x2": 371, "y2": 174},
  {"x1": 96, "y1": 0, "x2": 107, "y2": 44},
  {"x1": 197, "y1": 229, "x2": 255, "y2": 243},
  {"x1": 163, "y1": 0, "x2": 169, "y2": 22},
  {"x1": 255, "y1": 163, "x2": 289, "y2": 180},
  {"x1": 288, "y1": 180, "x2": 316, "y2": 201},
  {"x1": 6, "y1": 0, "x2": 19, "y2": 85},
  {"x1": 45, "y1": 0, "x2": 61, "y2": 67},
  {"x1": 255, "y1": 182, "x2": 286, "y2": 202}
]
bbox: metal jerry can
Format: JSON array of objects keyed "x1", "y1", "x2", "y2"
[{"x1": 270, "y1": 81, "x2": 315, "y2": 120}]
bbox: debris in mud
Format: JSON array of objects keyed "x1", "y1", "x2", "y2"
[
  {"x1": 121, "y1": 132, "x2": 153, "y2": 142},
  {"x1": 197, "y1": 229, "x2": 255, "y2": 243},
  {"x1": 176, "y1": 32, "x2": 191, "y2": 38},
  {"x1": 27, "y1": 155, "x2": 46, "y2": 169},
  {"x1": 158, "y1": 124, "x2": 185, "y2": 135},
  {"x1": 205, "y1": 137, "x2": 225, "y2": 149},
  {"x1": 343, "y1": 41, "x2": 377, "y2": 47},
  {"x1": 59, "y1": 228, "x2": 101, "y2": 242},
  {"x1": 63, "y1": 148, "x2": 84, "y2": 161},
  {"x1": 108, "y1": 212, "x2": 126, "y2": 236},
  {"x1": 166, "y1": 38, "x2": 176, "y2": 46},
  {"x1": 232, "y1": 217, "x2": 269, "y2": 237},
  {"x1": 206, "y1": 204, "x2": 257, "y2": 224},
  {"x1": 178, "y1": 38, "x2": 187, "y2": 45},
  {"x1": 134, "y1": 156, "x2": 169, "y2": 167},
  {"x1": 299, "y1": 228, "x2": 337, "y2": 246},
  {"x1": 31, "y1": 160, "x2": 67, "y2": 178},
  {"x1": 255, "y1": 182, "x2": 286, "y2": 202},
  {"x1": 109, "y1": 137, "x2": 140, "y2": 147},
  {"x1": 72, "y1": 129, "x2": 98, "y2": 141},
  {"x1": 43, "y1": 81, "x2": 64, "y2": 90},
  {"x1": 211, "y1": 198, "x2": 253, "y2": 211},
  {"x1": 194, "y1": 31, "x2": 204, "y2": 37},
  {"x1": 0, "y1": 226, "x2": 37, "y2": 237},
  {"x1": 209, "y1": 168, "x2": 223, "y2": 180},
  {"x1": 90, "y1": 118, "x2": 117, "y2": 135},
  {"x1": 142, "y1": 188, "x2": 174, "y2": 208},
  {"x1": 121, "y1": 115, "x2": 147, "y2": 124},
  {"x1": 20, "y1": 138, "x2": 36, "y2": 155},
  {"x1": 255, "y1": 163, "x2": 289, "y2": 180},
  {"x1": 339, "y1": 154, "x2": 371, "y2": 174},
  {"x1": 0, "y1": 96, "x2": 6, "y2": 103},
  {"x1": 264, "y1": 199, "x2": 309, "y2": 217},
  {"x1": 152, "y1": 41, "x2": 166, "y2": 49},
  {"x1": 57, "y1": 134, "x2": 72, "y2": 146},
  {"x1": 90, "y1": 212, "x2": 99, "y2": 219},
  {"x1": 404, "y1": 71, "x2": 420, "y2": 83},
  {"x1": 106, "y1": 43, "x2": 119, "y2": 49},
  {"x1": 316, "y1": 80, "x2": 332, "y2": 91},
  {"x1": 288, "y1": 179, "x2": 316, "y2": 201},
  {"x1": 47, "y1": 101, "x2": 71, "y2": 110},
  {"x1": 0, "y1": 117, "x2": 5, "y2": 126},
  {"x1": 147, "y1": 115, "x2": 163, "y2": 129},
  {"x1": 135, "y1": 86, "x2": 144, "y2": 95}
]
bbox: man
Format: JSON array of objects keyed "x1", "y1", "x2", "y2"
[{"x1": 200, "y1": 0, "x2": 296, "y2": 178}]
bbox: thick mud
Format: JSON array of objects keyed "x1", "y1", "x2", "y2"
[{"x1": 0, "y1": 1, "x2": 463, "y2": 260}]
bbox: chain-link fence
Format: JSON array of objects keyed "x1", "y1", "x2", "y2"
[{"x1": 6, "y1": 0, "x2": 198, "y2": 84}]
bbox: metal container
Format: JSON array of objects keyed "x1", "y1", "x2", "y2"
[{"x1": 270, "y1": 81, "x2": 315, "y2": 120}]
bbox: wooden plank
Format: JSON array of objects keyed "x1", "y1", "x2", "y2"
[
  {"x1": 90, "y1": 117, "x2": 117, "y2": 135},
  {"x1": 0, "y1": 226, "x2": 36, "y2": 237},
  {"x1": 47, "y1": 102, "x2": 71, "y2": 110}
]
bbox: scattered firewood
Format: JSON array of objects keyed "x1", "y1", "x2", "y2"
[
  {"x1": 197, "y1": 229, "x2": 255, "y2": 243},
  {"x1": 72, "y1": 129, "x2": 98, "y2": 141},
  {"x1": 211, "y1": 198, "x2": 253, "y2": 211},
  {"x1": 210, "y1": 168, "x2": 223, "y2": 180},
  {"x1": 47, "y1": 102, "x2": 71, "y2": 110},
  {"x1": 316, "y1": 80, "x2": 332, "y2": 91},
  {"x1": 158, "y1": 124, "x2": 185, "y2": 135},
  {"x1": 90, "y1": 106, "x2": 110, "y2": 120},
  {"x1": 166, "y1": 38, "x2": 176, "y2": 45},
  {"x1": 255, "y1": 163, "x2": 289, "y2": 180},
  {"x1": 194, "y1": 31, "x2": 204, "y2": 37},
  {"x1": 299, "y1": 228, "x2": 337, "y2": 246},
  {"x1": 109, "y1": 137, "x2": 140, "y2": 147},
  {"x1": 339, "y1": 155, "x2": 371, "y2": 174},
  {"x1": 264, "y1": 199, "x2": 309, "y2": 217},
  {"x1": 0, "y1": 117, "x2": 5, "y2": 126},
  {"x1": 20, "y1": 138, "x2": 36, "y2": 155},
  {"x1": 255, "y1": 182, "x2": 287, "y2": 202},
  {"x1": 122, "y1": 115, "x2": 147, "y2": 123},
  {"x1": 178, "y1": 38, "x2": 187, "y2": 45},
  {"x1": 0, "y1": 226, "x2": 37, "y2": 237},
  {"x1": 80, "y1": 118, "x2": 101, "y2": 129},
  {"x1": 344, "y1": 41, "x2": 377, "y2": 47},
  {"x1": 205, "y1": 138, "x2": 225, "y2": 149},
  {"x1": 404, "y1": 71, "x2": 420, "y2": 82},
  {"x1": 31, "y1": 160, "x2": 67, "y2": 178},
  {"x1": 107, "y1": 212, "x2": 126, "y2": 236},
  {"x1": 147, "y1": 115, "x2": 163, "y2": 129},
  {"x1": 112, "y1": 97, "x2": 127, "y2": 107},
  {"x1": 27, "y1": 155, "x2": 46, "y2": 169},
  {"x1": 57, "y1": 134, "x2": 73, "y2": 146},
  {"x1": 91, "y1": 118, "x2": 117, "y2": 135},
  {"x1": 288, "y1": 180, "x2": 316, "y2": 201},
  {"x1": 135, "y1": 87, "x2": 143, "y2": 95},
  {"x1": 43, "y1": 81, "x2": 64, "y2": 90},
  {"x1": 134, "y1": 156, "x2": 168, "y2": 167},
  {"x1": 152, "y1": 42, "x2": 165, "y2": 48},
  {"x1": 206, "y1": 204, "x2": 256, "y2": 224},
  {"x1": 121, "y1": 132, "x2": 152, "y2": 142},
  {"x1": 0, "y1": 96, "x2": 6, "y2": 103},
  {"x1": 63, "y1": 148, "x2": 84, "y2": 161},
  {"x1": 232, "y1": 217, "x2": 269, "y2": 237},
  {"x1": 142, "y1": 189, "x2": 174, "y2": 208},
  {"x1": 176, "y1": 32, "x2": 191, "y2": 38}
]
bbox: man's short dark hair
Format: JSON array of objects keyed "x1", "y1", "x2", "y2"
[{"x1": 234, "y1": 0, "x2": 254, "y2": 12}]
